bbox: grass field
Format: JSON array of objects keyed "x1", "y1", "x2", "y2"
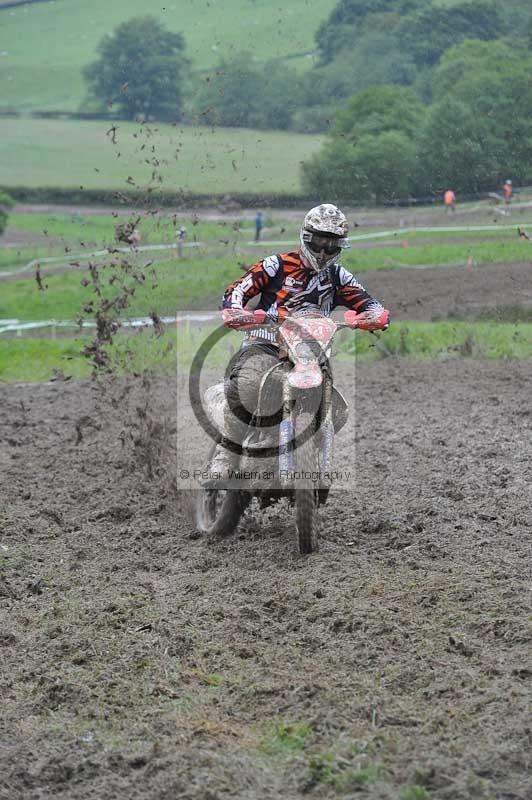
[
  {"x1": 0, "y1": 257, "x2": 237, "y2": 319},
  {"x1": 0, "y1": 0, "x2": 335, "y2": 112},
  {"x1": 3, "y1": 221, "x2": 532, "y2": 320},
  {"x1": 0, "y1": 214, "x2": 270, "y2": 270},
  {"x1": 9, "y1": 213, "x2": 532, "y2": 248},
  {"x1": 6, "y1": 212, "x2": 282, "y2": 248},
  {"x1": 2, "y1": 320, "x2": 532, "y2": 383},
  {"x1": 2, "y1": 247, "x2": 277, "y2": 320},
  {"x1": 0, "y1": 252, "x2": 511, "y2": 320},
  {"x1": 3, "y1": 242, "x2": 532, "y2": 320},
  {"x1": 0, "y1": 118, "x2": 323, "y2": 193},
  {"x1": 3, "y1": 207, "x2": 532, "y2": 382},
  {"x1": 4, "y1": 210, "x2": 532, "y2": 279},
  {"x1": 1, "y1": 211, "x2": 291, "y2": 272}
]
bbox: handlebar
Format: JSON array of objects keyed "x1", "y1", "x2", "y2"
[{"x1": 222, "y1": 308, "x2": 389, "y2": 332}]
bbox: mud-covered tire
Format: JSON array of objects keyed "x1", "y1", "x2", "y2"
[
  {"x1": 196, "y1": 487, "x2": 249, "y2": 536},
  {"x1": 294, "y1": 411, "x2": 319, "y2": 554},
  {"x1": 195, "y1": 441, "x2": 250, "y2": 536}
]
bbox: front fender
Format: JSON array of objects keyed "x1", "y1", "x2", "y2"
[{"x1": 331, "y1": 386, "x2": 349, "y2": 433}]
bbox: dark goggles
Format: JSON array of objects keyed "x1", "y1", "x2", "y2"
[{"x1": 303, "y1": 231, "x2": 346, "y2": 255}]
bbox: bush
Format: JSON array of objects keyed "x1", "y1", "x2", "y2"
[{"x1": 302, "y1": 130, "x2": 417, "y2": 204}]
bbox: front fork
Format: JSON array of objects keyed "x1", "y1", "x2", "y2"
[
  {"x1": 279, "y1": 377, "x2": 294, "y2": 487},
  {"x1": 278, "y1": 374, "x2": 334, "y2": 488},
  {"x1": 320, "y1": 376, "x2": 334, "y2": 474}
]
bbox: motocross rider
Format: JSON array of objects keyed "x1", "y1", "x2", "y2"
[{"x1": 210, "y1": 203, "x2": 390, "y2": 479}]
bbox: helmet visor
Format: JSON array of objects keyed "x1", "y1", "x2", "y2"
[{"x1": 302, "y1": 231, "x2": 346, "y2": 256}]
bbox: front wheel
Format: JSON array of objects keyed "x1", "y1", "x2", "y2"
[{"x1": 294, "y1": 411, "x2": 319, "y2": 554}]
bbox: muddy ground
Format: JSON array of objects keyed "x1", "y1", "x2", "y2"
[
  {"x1": 365, "y1": 261, "x2": 532, "y2": 321},
  {"x1": 1, "y1": 356, "x2": 531, "y2": 800}
]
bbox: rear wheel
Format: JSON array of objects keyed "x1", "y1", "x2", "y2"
[
  {"x1": 294, "y1": 411, "x2": 319, "y2": 554},
  {"x1": 195, "y1": 442, "x2": 250, "y2": 536},
  {"x1": 196, "y1": 487, "x2": 249, "y2": 536}
]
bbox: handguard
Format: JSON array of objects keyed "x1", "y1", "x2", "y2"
[
  {"x1": 344, "y1": 308, "x2": 390, "y2": 331},
  {"x1": 222, "y1": 308, "x2": 267, "y2": 329}
]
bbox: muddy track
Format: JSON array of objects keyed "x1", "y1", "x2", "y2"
[
  {"x1": 364, "y1": 260, "x2": 532, "y2": 320},
  {"x1": 1, "y1": 359, "x2": 532, "y2": 799}
]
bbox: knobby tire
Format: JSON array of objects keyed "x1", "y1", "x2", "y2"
[{"x1": 195, "y1": 442, "x2": 250, "y2": 536}]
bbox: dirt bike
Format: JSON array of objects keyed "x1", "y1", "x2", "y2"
[{"x1": 196, "y1": 308, "x2": 371, "y2": 554}]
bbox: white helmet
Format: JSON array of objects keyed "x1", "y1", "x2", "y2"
[{"x1": 299, "y1": 203, "x2": 349, "y2": 273}]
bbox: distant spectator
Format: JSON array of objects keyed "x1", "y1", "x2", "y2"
[
  {"x1": 176, "y1": 226, "x2": 187, "y2": 259},
  {"x1": 503, "y1": 180, "x2": 513, "y2": 206},
  {"x1": 254, "y1": 211, "x2": 263, "y2": 242},
  {"x1": 443, "y1": 189, "x2": 456, "y2": 213}
]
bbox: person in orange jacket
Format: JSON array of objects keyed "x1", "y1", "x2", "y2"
[{"x1": 443, "y1": 189, "x2": 456, "y2": 213}]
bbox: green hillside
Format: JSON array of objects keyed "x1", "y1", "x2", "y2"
[
  {"x1": 0, "y1": 0, "x2": 336, "y2": 112},
  {"x1": 0, "y1": 117, "x2": 323, "y2": 193}
]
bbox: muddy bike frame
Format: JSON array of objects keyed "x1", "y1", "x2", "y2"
[{"x1": 246, "y1": 315, "x2": 339, "y2": 488}]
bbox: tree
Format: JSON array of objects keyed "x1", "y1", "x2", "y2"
[
  {"x1": 301, "y1": 139, "x2": 361, "y2": 201},
  {"x1": 0, "y1": 190, "x2": 14, "y2": 237},
  {"x1": 194, "y1": 54, "x2": 300, "y2": 130},
  {"x1": 416, "y1": 96, "x2": 498, "y2": 192},
  {"x1": 303, "y1": 9, "x2": 532, "y2": 202},
  {"x1": 401, "y1": 0, "x2": 506, "y2": 67},
  {"x1": 298, "y1": 17, "x2": 417, "y2": 131},
  {"x1": 417, "y1": 47, "x2": 532, "y2": 190},
  {"x1": 83, "y1": 17, "x2": 188, "y2": 120},
  {"x1": 349, "y1": 131, "x2": 417, "y2": 202},
  {"x1": 334, "y1": 85, "x2": 425, "y2": 142},
  {"x1": 316, "y1": 0, "x2": 423, "y2": 63},
  {"x1": 431, "y1": 39, "x2": 522, "y2": 100}
]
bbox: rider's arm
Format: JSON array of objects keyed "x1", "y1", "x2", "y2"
[
  {"x1": 335, "y1": 266, "x2": 390, "y2": 329},
  {"x1": 222, "y1": 255, "x2": 279, "y2": 310}
]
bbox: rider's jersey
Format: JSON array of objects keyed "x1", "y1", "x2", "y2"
[{"x1": 222, "y1": 251, "x2": 385, "y2": 344}]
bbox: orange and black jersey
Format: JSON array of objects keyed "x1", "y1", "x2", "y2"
[{"x1": 222, "y1": 252, "x2": 385, "y2": 340}]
